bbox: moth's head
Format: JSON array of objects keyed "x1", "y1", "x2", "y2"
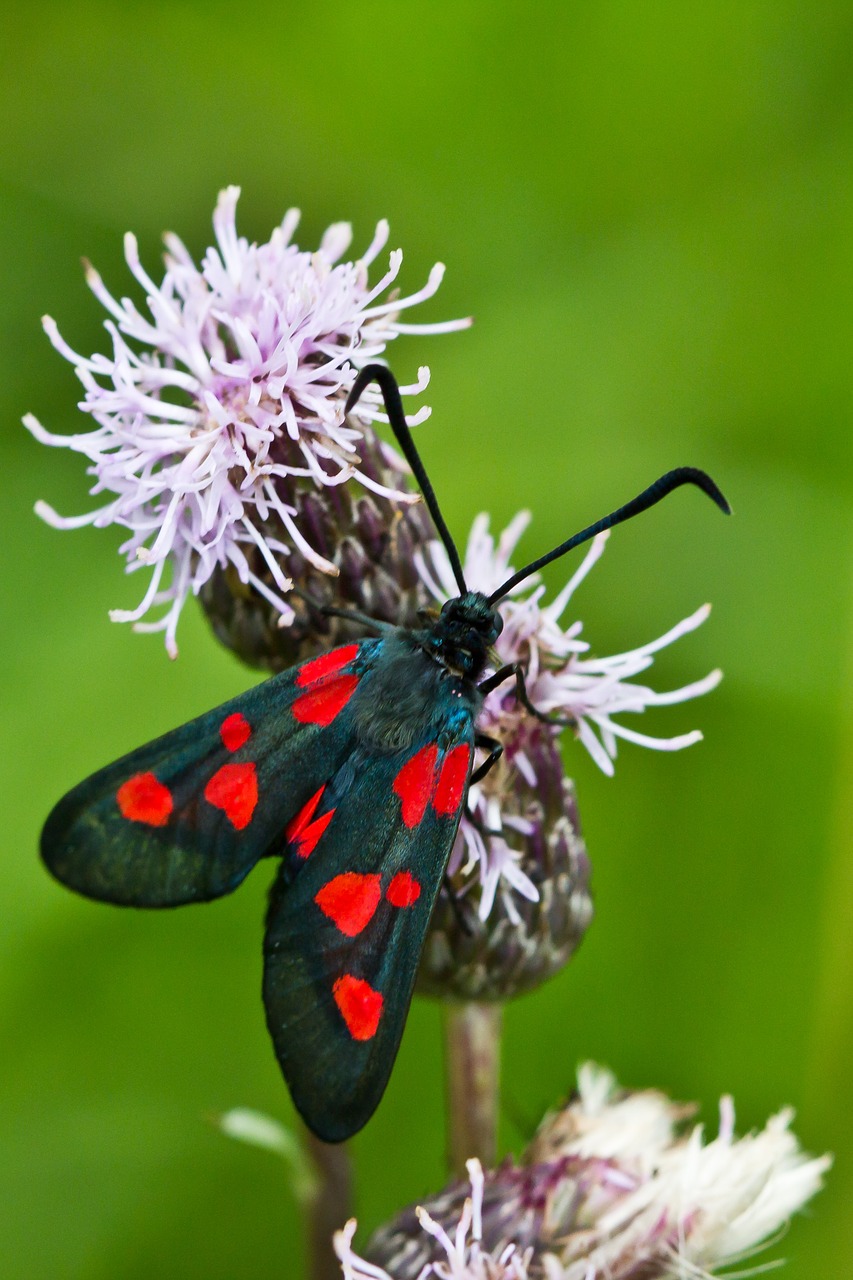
[
  {"x1": 439, "y1": 592, "x2": 503, "y2": 643},
  {"x1": 427, "y1": 591, "x2": 503, "y2": 678}
]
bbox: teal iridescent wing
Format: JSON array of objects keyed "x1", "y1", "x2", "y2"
[
  {"x1": 263, "y1": 723, "x2": 475, "y2": 1143},
  {"x1": 41, "y1": 642, "x2": 378, "y2": 906}
]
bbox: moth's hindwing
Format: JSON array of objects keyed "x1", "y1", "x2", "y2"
[
  {"x1": 263, "y1": 719, "x2": 475, "y2": 1143},
  {"x1": 41, "y1": 641, "x2": 379, "y2": 907}
]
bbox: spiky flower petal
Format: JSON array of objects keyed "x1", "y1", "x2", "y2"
[{"x1": 26, "y1": 187, "x2": 468, "y2": 655}]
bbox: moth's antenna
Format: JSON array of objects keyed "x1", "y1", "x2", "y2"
[
  {"x1": 488, "y1": 467, "x2": 730, "y2": 604},
  {"x1": 346, "y1": 364, "x2": 468, "y2": 595}
]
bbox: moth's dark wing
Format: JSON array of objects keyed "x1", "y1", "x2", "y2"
[
  {"x1": 41, "y1": 642, "x2": 380, "y2": 907},
  {"x1": 263, "y1": 723, "x2": 475, "y2": 1143}
]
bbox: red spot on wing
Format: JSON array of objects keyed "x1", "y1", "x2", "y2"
[
  {"x1": 204, "y1": 762, "x2": 258, "y2": 830},
  {"x1": 292, "y1": 674, "x2": 359, "y2": 726},
  {"x1": 286, "y1": 787, "x2": 336, "y2": 859},
  {"x1": 332, "y1": 974, "x2": 384, "y2": 1041},
  {"x1": 286, "y1": 786, "x2": 322, "y2": 840},
  {"x1": 433, "y1": 743, "x2": 471, "y2": 816},
  {"x1": 297, "y1": 644, "x2": 360, "y2": 688},
  {"x1": 294, "y1": 810, "x2": 335, "y2": 858},
  {"x1": 386, "y1": 871, "x2": 421, "y2": 908},
  {"x1": 315, "y1": 873, "x2": 381, "y2": 936},
  {"x1": 220, "y1": 712, "x2": 251, "y2": 752},
  {"x1": 393, "y1": 744, "x2": 439, "y2": 828},
  {"x1": 117, "y1": 772, "x2": 173, "y2": 826}
]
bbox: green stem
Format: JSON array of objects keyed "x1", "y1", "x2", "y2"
[
  {"x1": 304, "y1": 1131, "x2": 353, "y2": 1280},
  {"x1": 443, "y1": 1001, "x2": 502, "y2": 1175}
]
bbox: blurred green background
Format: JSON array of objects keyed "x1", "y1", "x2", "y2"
[{"x1": 2, "y1": 2, "x2": 851, "y2": 1276}]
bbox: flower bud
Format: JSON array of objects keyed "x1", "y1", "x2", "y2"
[{"x1": 199, "y1": 425, "x2": 436, "y2": 671}]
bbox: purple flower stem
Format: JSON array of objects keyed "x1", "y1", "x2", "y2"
[
  {"x1": 443, "y1": 1001, "x2": 502, "y2": 1175},
  {"x1": 303, "y1": 1129, "x2": 353, "y2": 1280}
]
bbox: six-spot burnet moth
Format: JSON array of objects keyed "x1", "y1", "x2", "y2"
[{"x1": 40, "y1": 364, "x2": 730, "y2": 1143}]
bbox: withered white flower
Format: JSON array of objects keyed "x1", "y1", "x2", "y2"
[{"x1": 344, "y1": 1064, "x2": 830, "y2": 1280}]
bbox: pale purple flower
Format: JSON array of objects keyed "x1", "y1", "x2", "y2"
[
  {"x1": 352, "y1": 1064, "x2": 830, "y2": 1280},
  {"x1": 417, "y1": 514, "x2": 720, "y2": 917},
  {"x1": 25, "y1": 187, "x2": 469, "y2": 655},
  {"x1": 419, "y1": 513, "x2": 721, "y2": 777}
]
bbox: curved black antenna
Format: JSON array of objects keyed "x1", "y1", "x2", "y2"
[
  {"x1": 346, "y1": 364, "x2": 468, "y2": 595},
  {"x1": 488, "y1": 467, "x2": 730, "y2": 605}
]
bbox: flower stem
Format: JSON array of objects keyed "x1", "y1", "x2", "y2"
[
  {"x1": 443, "y1": 1001, "x2": 502, "y2": 1174},
  {"x1": 304, "y1": 1130, "x2": 353, "y2": 1280}
]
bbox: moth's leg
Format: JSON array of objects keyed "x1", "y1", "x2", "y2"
[
  {"x1": 511, "y1": 665, "x2": 577, "y2": 727},
  {"x1": 471, "y1": 733, "x2": 503, "y2": 784},
  {"x1": 320, "y1": 605, "x2": 396, "y2": 635},
  {"x1": 477, "y1": 663, "x2": 516, "y2": 696},
  {"x1": 442, "y1": 874, "x2": 474, "y2": 936},
  {"x1": 289, "y1": 585, "x2": 395, "y2": 636},
  {"x1": 479, "y1": 663, "x2": 576, "y2": 728}
]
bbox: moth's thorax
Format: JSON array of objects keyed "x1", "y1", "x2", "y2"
[
  {"x1": 420, "y1": 591, "x2": 503, "y2": 681},
  {"x1": 350, "y1": 628, "x2": 483, "y2": 752}
]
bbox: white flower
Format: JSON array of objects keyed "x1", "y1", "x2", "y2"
[
  {"x1": 354, "y1": 1065, "x2": 830, "y2": 1280},
  {"x1": 534, "y1": 1063, "x2": 831, "y2": 1279},
  {"x1": 26, "y1": 187, "x2": 469, "y2": 655}
]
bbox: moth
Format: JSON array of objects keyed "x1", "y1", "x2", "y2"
[{"x1": 41, "y1": 365, "x2": 729, "y2": 1142}]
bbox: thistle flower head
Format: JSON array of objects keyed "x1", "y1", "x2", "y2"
[
  {"x1": 415, "y1": 514, "x2": 720, "y2": 944},
  {"x1": 347, "y1": 1064, "x2": 830, "y2": 1280},
  {"x1": 25, "y1": 187, "x2": 468, "y2": 656},
  {"x1": 419, "y1": 513, "x2": 721, "y2": 778},
  {"x1": 417, "y1": 731, "x2": 593, "y2": 1002}
]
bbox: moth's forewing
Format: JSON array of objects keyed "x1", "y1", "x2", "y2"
[
  {"x1": 263, "y1": 722, "x2": 474, "y2": 1143},
  {"x1": 41, "y1": 641, "x2": 379, "y2": 907}
]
